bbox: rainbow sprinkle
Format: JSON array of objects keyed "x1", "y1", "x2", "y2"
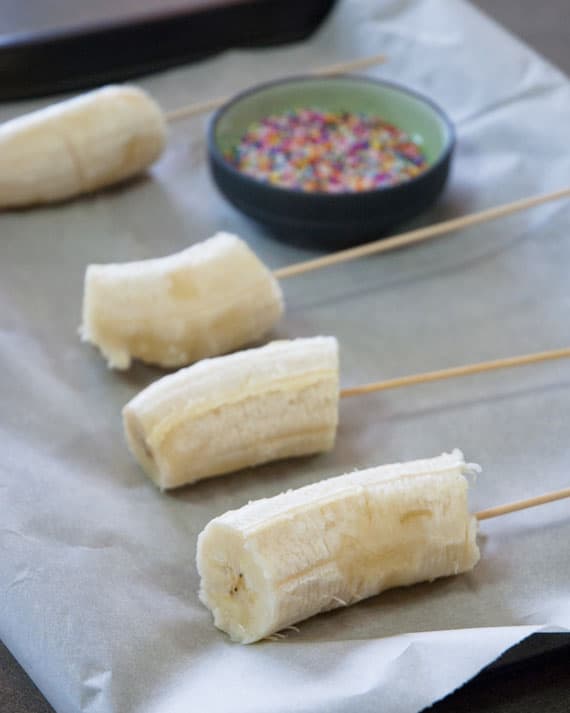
[{"x1": 226, "y1": 108, "x2": 429, "y2": 193}]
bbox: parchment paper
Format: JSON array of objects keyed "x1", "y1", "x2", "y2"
[{"x1": 1, "y1": 1, "x2": 569, "y2": 711}]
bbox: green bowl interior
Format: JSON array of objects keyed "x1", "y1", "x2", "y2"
[{"x1": 214, "y1": 77, "x2": 452, "y2": 166}]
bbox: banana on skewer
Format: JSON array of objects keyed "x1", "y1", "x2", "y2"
[
  {"x1": 123, "y1": 337, "x2": 570, "y2": 490},
  {"x1": 0, "y1": 55, "x2": 388, "y2": 210},
  {"x1": 123, "y1": 337, "x2": 337, "y2": 488},
  {"x1": 0, "y1": 86, "x2": 166, "y2": 209},
  {"x1": 197, "y1": 450, "x2": 480, "y2": 643},
  {"x1": 198, "y1": 453, "x2": 570, "y2": 643},
  {"x1": 81, "y1": 187, "x2": 570, "y2": 370},
  {"x1": 81, "y1": 233, "x2": 284, "y2": 370}
]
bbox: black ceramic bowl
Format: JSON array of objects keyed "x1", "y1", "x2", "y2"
[{"x1": 208, "y1": 75, "x2": 455, "y2": 249}]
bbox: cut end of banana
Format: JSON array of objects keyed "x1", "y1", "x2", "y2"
[
  {"x1": 122, "y1": 336, "x2": 340, "y2": 489},
  {"x1": 197, "y1": 524, "x2": 274, "y2": 643},
  {"x1": 81, "y1": 232, "x2": 284, "y2": 370},
  {"x1": 197, "y1": 450, "x2": 481, "y2": 643}
]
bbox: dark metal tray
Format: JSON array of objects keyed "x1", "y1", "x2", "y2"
[
  {"x1": 0, "y1": 0, "x2": 335, "y2": 101},
  {"x1": 427, "y1": 633, "x2": 570, "y2": 712}
]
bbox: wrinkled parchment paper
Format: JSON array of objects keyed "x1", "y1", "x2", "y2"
[{"x1": 1, "y1": 1, "x2": 569, "y2": 711}]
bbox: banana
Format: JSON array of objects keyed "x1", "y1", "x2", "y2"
[
  {"x1": 81, "y1": 232, "x2": 284, "y2": 370},
  {"x1": 197, "y1": 449, "x2": 480, "y2": 643},
  {"x1": 0, "y1": 85, "x2": 166, "y2": 209},
  {"x1": 123, "y1": 337, "x2": 339, "y2": 488}
]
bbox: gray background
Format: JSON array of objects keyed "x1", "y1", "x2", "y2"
[{"x1": 1, "y1": 1, "x2": 569, "y2": 711}]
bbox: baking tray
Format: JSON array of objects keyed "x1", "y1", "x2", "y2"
[
  {"x1": 428, "y1": 634, "x2": 570, "y2": 711},
  {"x1": 0, "y1": 0, "x2": 335, "y2": 101}
]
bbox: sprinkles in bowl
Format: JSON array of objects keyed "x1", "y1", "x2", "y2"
[{"x1": 226, "y1": 108, "x2": 429, "y2": 193}]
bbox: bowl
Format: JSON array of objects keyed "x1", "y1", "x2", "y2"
[{"x1": 208, "y1": 75, "x2": 455, "y2": 250}]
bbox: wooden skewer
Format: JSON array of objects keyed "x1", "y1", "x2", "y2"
[
  {"x1": 273, "y1": 187, "x2": 570, "y2": 280},
  {"x1": 339, "y1": 346, "x2": 570, "y2": 399},
  {"x1": 164, "y1": 96, "x2": 230, "y2": 123},
  {"x1": 164, "y1": 53, "x2": 387, "y2": 123},
  {"x1": 476, "y1": 487, "x2": 570, "y2": 520},
  {"x1": 340, "y1": 346, "x2": 570, "y2": 522},
  {"x1": 309, "y1": 53, "x2": 388, "y2": 77}
]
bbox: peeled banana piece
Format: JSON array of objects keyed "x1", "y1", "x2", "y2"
[
  {"x1": 197, "y1": 449, "x2": 480, "y2": 643},
  {"x1": 0, "y1": 85, "x2": 166, "y2": 209},
  {"x1": 123, "y1": 336, "x2": 339, "y2": 488},
  {"x1": 81, "y1": 232, "x2": 284, "y2": 369}
]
